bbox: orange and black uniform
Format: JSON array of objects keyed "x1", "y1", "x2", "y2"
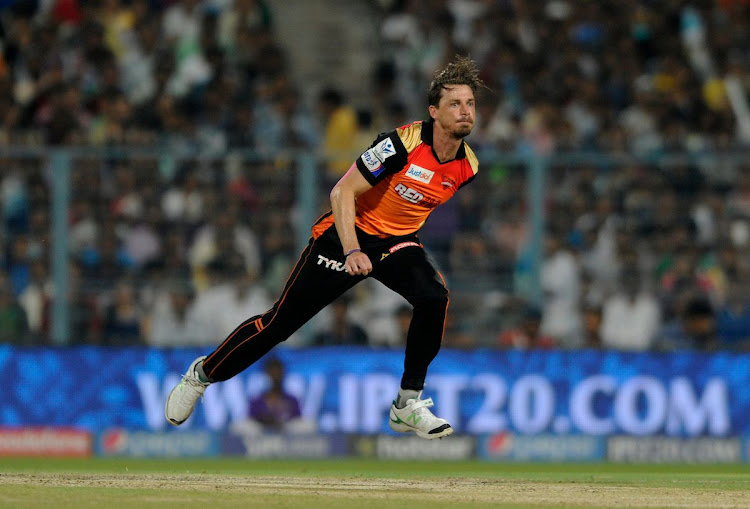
[{"x1": 201, "y1": 119, "x2": 478, "y2": 390}]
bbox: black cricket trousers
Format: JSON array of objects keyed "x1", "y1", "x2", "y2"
[{"x1": 201, "y1": 225, "x2": 450, "y2": 390}]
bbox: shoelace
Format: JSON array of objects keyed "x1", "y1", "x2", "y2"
[{"x1": 183, "y1": 371, "x2": 209, "y2": 389}]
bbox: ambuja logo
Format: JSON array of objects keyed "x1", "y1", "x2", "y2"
[
  {"x1": 361, "y1": 149, "x2": 382, "y2": 172},
  {"x1": 405, "y1": 164, "x2": 434, "y2": 184}
]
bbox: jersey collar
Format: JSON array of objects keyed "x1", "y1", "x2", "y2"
[{"x1": 421, "y1": 118, "x2": 467, "y2": 161}]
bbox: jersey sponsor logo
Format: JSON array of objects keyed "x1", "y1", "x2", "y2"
[
  {"x1": 394, "y1": 183, "x2": 424, "y2": 204},
  {"x1": 441, "y1": 174, "x2": 457, "y2": 189},
  {"x1": 389, "y1": 241, "x2": 420, "y2": 253},
  {"x1": 405, "y1": 164, "x2": 434, "y2": 184},
  {"x1": 360, "y1": 137, "x2": 397, "y2": 176},
  {"x1": 393, "y1": 183, "x2": 440, "y2": 208},
  {"x1": 381, "y1": 241, "x2": 421, "y2": 261},
  {"x1": 316, "y1": 254, "x2": 347, "y2": 272}
]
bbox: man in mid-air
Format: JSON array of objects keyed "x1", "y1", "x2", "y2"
[{"x1": 165, "y1": 56, "x2": 482, "y2": 439}]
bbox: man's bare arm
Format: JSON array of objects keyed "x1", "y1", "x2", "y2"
[{"x1": 330, "y1": 163, "x2": 374, "y2": 276}]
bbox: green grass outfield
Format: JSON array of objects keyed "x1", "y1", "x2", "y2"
[{"x1": 2, "y1": 458, "x2": 750, "y2": 509}]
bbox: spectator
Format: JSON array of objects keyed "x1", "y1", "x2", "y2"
[
  {"x1": 540, "y1": 230, "x2": 582, "y2": 347},
  {"x1": 109, "y1": 165, "x2": 144, "y2": 220},
  {"x1": 119, "y1": 14, "x2": 160, "y2": 107},
  {"x1": 102, "y1": 278, "x2": 143, "y2": 346},
  {"x1": 121, "y1": 204, "x2": 163, "y2": 268},
  {"x1": 658, "y1": 295, "x2": 718, "y2": 351},
  {"x1": 26, "y1": 208, "x2": 50, "y2": 264},
  {"x1": 449, "y1": 231, "x2": 497, "y2": 280},
  {"x1": 18, "y1": 259, "x2": 51, "y2": 341},
  {"x1": 231, "y1": 357, "x2": 316, "y2": 435},
  {"x1": 601, "y1": 270, "x2": 661, "y2": 351},
  {"x1": 259, "y1": 210, "x2": 296, "y2": 297},
  {"x1": 313, "y1": 295, "x2": 368, "y2": 346},
  {"x1": 214, "y1": 259, "x2": 273, "y2": 340},
  {"x1": 82, "y1": 228, "x2": 134, "y2": 294},
  {"x1": 159, "y1": 229, "x2": 193, "y2": 282},
  {"x1": 581, "y1": 304, "x2": 603, "y2": 349},
  {"x1": 191, "y1": 258, "x2": 234, "y2": 342},
  {"x1": 358, "y1": 280, "x2": 410, "y2": 347},
  {"x1": 161, "y1": 167, "x2": 207, "y2": 225},
  {"x1": 6, "y1": 235, "x2": 33, "y2": 296},
  {"x1": 715, "y1": 282, "x2": 750, "y2": 351},
  {"x1": 318, "y1": 87, "x2": 358, "y2": 179},
  {"x1": 188, "y1": 204, "x2": 262, "y2": 277},
  {"x1": 145, "y1": 280, "x2": 208, "y2": 347},
  {"x1": 69, "y1": 199, "x2": 100, "y2": 259},
  {"x1": 497, "y1": 306, "x2": 555, "y2": 350},
  {"x1": 225, "y1": 103, "x2": 255, "y2": 149},
  {"x1": 1, "y1": 169, "x2": 29, "y2": 236},
  {"x1": 0, "y1": 278, "x2": 29, "y2": 344},
  {"x1": 162, "y1": 0, "x2": 205, "y2": 63},
  {"x1": 67, "y1": 260, "x2": 101, "y2": 345},
  {"x1": 218, "y1": 0, "x2": 272, "y2": 53}
]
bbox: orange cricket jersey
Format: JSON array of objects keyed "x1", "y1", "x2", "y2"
[{"x1": 312, "y1": 119, "x2": 479, "y2": 239}]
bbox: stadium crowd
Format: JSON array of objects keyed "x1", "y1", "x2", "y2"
[{"x1": 0, "y1": 0, "x2": 750, "y2": 352}]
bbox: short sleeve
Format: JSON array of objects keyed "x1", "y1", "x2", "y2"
[{"x1": 355, "y1": 130, "x2": 408, "y2": 185}]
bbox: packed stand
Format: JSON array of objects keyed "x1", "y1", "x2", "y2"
[
  {"x1": 0, "y1": 0, "x2": 428, "y2": 349},
  {"x1": 0, "y1": 0, "x2": 304, "y2": 346},
  {"x1": 374, "y1": 0, "x2": 750, "y2": 154},
  {"x1": 0, "y1": 0, "x2": 750, "y2": 352},
  {"x1": 372, "y1": 0, "x2": 750, "y2": 351},
  {"x1": 0, "y1": 0, "x2": 312, "y2": 153}
]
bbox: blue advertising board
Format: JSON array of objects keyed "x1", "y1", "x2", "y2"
[
  {"x1": 0, "y1": 345, "x2": 746, "y2": 436},
  {"x1": 478, "y1": 433, "x2": 606, "y2": 462},
  {"x1": 97, "y1": 429, "x2": 219, "y2": 457}
]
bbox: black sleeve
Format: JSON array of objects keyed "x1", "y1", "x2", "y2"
[
  {"x1": 355, "y1": 130, "x2": 408, "y2": 186},
  {"x1": 458, "y1": 174, "x2": 476, "y2": 189}
]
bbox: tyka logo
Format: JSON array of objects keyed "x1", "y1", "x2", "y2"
[{"x1": 317, "y1": 255, "x2": 347, "y2": 271}]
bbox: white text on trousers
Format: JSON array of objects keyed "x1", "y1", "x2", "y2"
[{"x1": 317, "y1": 255, "x2": 347, "y2": 271}]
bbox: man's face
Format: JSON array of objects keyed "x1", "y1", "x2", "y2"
[{"x1": 430, "y1": 84, "x2": 476, "y2": 139}]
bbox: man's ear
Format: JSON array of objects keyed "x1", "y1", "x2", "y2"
[{"x1": 428, "y1": 105, "x2": 437, "y2": 120}]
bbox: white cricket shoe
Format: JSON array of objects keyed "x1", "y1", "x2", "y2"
[
  {"x1": 164, "y1": 356, "x2": 210, "y2": 426},
  {"x1": 389, "y1": 393, "x2": 453, "y2": 439}
]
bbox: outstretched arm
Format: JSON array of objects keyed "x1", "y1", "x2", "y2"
[{"x1": 330, "y1": 163, "x2": 374, "y2": 276}]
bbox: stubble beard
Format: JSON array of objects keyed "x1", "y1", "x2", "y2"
[{"x1": 452, "y1": 125, "x2": 473, "y2": 140}]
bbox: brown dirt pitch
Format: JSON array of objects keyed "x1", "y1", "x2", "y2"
[{"x1": 1, "y1": 459, "x2": 750, "y2": 509}]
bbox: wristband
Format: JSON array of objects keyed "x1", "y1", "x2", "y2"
[{"x1": 345, "y1": 248, "x2": 361, "y2": 257}]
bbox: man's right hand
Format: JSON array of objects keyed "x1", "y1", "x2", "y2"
[{"x1": 345, "y1": 251, "x2": 372, "y2": 276}]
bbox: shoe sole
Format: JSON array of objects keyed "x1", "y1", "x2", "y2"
[
  {"x1": 389, "y1": 413, "x2": 454, "y2": 440},
  {"x1": 390, "y1": 421, "x2": 454, "y2": 439},
  {"x1": 416, "y1": 426, "x2": 453, "y2": 440}
]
